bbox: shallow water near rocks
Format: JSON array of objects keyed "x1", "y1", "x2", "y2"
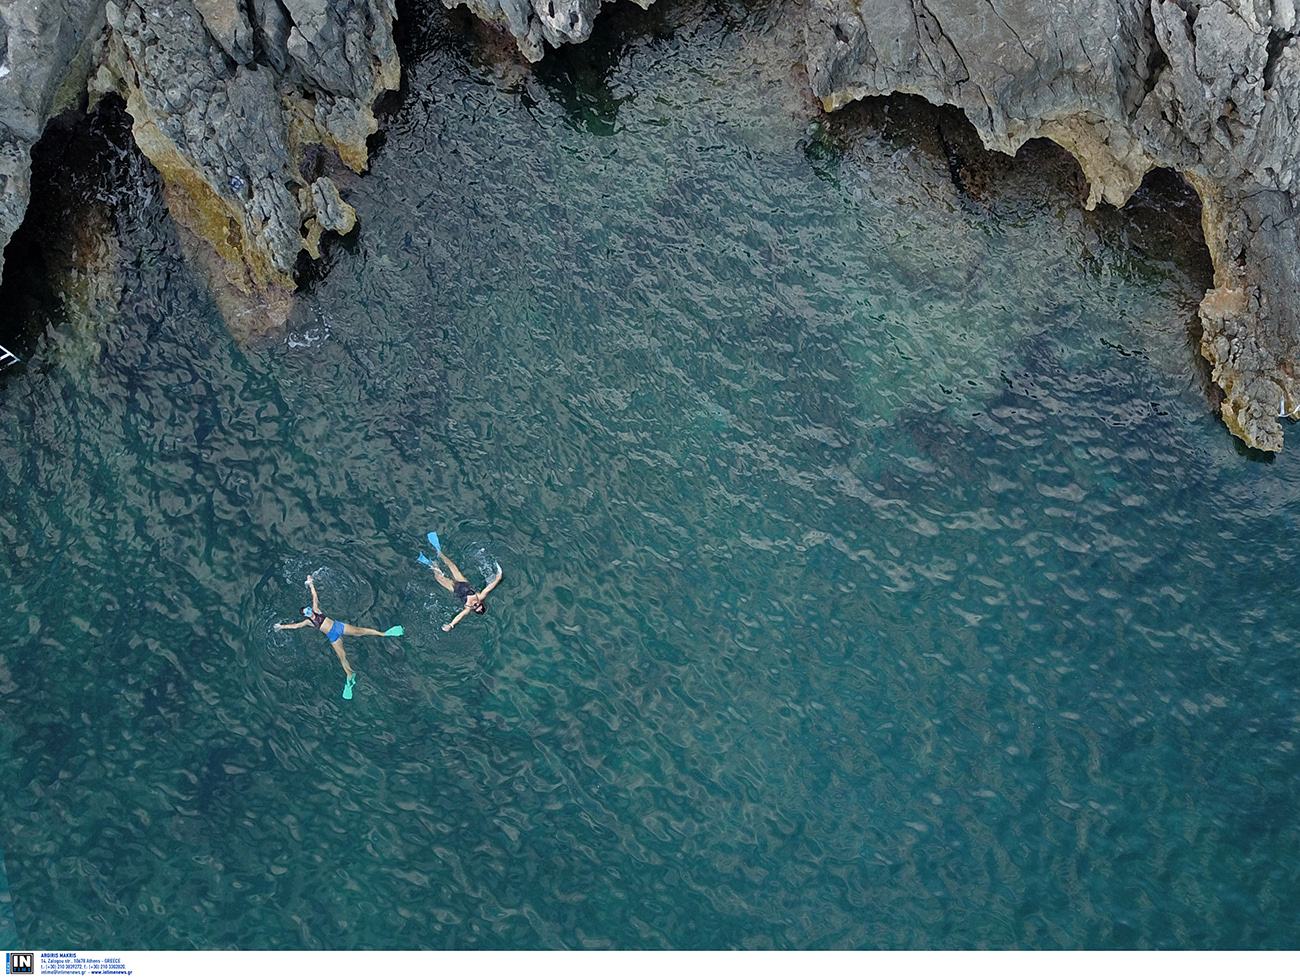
[{"x1": 1, "y1": 0, "x2": 1298, "y2": 950}]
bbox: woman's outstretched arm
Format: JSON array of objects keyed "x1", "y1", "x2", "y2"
[
  {"x1": 442, "y1": 606, "x2": 473, "y2": 632},
  {"x1": 478, "y1": 567, "x2": 504, "y2": 598}
]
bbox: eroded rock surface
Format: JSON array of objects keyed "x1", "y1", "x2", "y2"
[
  {"x1": 805, "y1": 0, "x2": 1300, "y2": 450},
  {"x1": 0, "y1": 0, "x2": 397, "y2": 339},
  {"x1": 443, "y1": 0, "x2": 653, "y2": 62},
  {"x1": 89, "y1": 0, "x2": 397, "y2": 338}
]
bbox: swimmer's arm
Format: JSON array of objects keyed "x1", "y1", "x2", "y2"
[
  {"x1": 306, "y1": 574, "x2": 321, "y2": 613},
  {"x1": 479, "y1": 567, "x2": 504, "y2": 598},
  {"x1": 274, "y1": 620, "x2": 312, "y2": 631},
  {"x1": 442, "y1": 607, "x2": 472, "y2": 632}
]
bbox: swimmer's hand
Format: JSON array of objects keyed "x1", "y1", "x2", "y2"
[
  {"x1": 273, "y1": 623, "x2": 283, "y2": 630},
  {"x1": 442, "y1": 623, "x2": 453, "y2": 632},
  {"x1": 305, "y1": 574, "x2": 313, "y2": 587}
]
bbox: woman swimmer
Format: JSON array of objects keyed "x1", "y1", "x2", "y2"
[
  {"x1": 274, "y1": 574, "x2": 403, "y2": 699},
  {"x1": 420, "y1": 534, "x2": 503, "y2": 631}
]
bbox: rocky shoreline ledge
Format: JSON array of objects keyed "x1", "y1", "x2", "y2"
[
  {"x1": 1, "y1": 0, "x2": 398, "y2": 340},
  {"x1": 2, "y1": 0, "x2": 1298, "y2": 450}
]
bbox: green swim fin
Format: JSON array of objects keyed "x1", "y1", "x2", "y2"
[
  {"x1": 385, "y1": 626, "x2": 404, "y2": 637},
  {"x1": 342, "y1": 674, "x2": 357, "y2": 700}
]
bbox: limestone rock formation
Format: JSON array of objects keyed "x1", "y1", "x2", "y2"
[
  {"x1": 803, "y1": 0, "x2": 1300, "y2": 451},
  {"x1": 88, "y1": 0, "x2": 397, "y2": 339},
  {"x1": 442, "y1": 0, "x2": 653, "y2": 62}
]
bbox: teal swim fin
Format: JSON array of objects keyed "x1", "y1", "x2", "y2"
[
  {"x1": 342, "y1": 674, "x2": 356, "y2": 700},
  {"x1": 385, "y1": 626, "x2": 404, "y2": 637},
  {"x1": 417, "y1": 552, "x2": 432, "y2": 566},
  {"x1": 427, "y1": 531, "x2": 441, "y2": 551}
]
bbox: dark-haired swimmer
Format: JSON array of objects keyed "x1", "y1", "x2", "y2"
[
  {"x1": 274, "y1": 574, "x2": 403, "y2": 699},
  {"x1": 420, "y1": 536, "x2": 503, "y2": 631}
]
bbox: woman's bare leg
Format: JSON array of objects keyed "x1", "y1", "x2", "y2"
[
  {"x1": 438, "y1": 551, "x2": 469, "y2": 583},
  {"x1": 342, "y1": 624, "x2": 388, "y2": 638},
  {"x1": 430, "y1": 565, "x2": 456, "y2": 592},
  {"x1": 331, "y1": 639, "x2": 354, "y2": 677}
]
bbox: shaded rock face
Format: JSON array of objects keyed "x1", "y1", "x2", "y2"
[
  {"x1": 803, "y1": 0, "x2": 1300, "y2": 450},
  {"x1": 0, "y1": 0, "x2": 108, "y2": 284},
  {"x1": 0, "y1": 0, "x2": 396, "y2": 340}
]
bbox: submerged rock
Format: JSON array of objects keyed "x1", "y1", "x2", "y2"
[{"x1": 453, "y1": 0, "x2": 1300, "y2": 449}]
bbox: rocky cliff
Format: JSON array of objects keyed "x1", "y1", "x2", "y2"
[
  {"x1": 802, "y1": 0, "x2": 1300, "y2": 451},
  {"x1": 92, "y1": 0, "x2": 399, "y2": 337},
  {"x1": 4, "y1": 0, "x2": 1300, "y2": 449},
  {"x1": 440, "y1": 0, "x2": 651, "y2": 61},
  {"x1": 0, "y1": 0, "x2": 398, "y2": 339}
]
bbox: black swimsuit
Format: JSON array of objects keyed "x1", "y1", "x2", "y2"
[
  {"x1": 453, "y1": 580, "x2": 476, "y2": 605},
  {"x1": 308, "y1": 610, "x2": 327, "y2": 629}
]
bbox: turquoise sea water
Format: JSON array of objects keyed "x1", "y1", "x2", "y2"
[{"x1": 2, "y1": 0, "x2": 1299, "y2": 949}]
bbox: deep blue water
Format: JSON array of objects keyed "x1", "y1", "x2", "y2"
[{"x1": 1, "y1": 0, "x2": 1298, "y2": 949}]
